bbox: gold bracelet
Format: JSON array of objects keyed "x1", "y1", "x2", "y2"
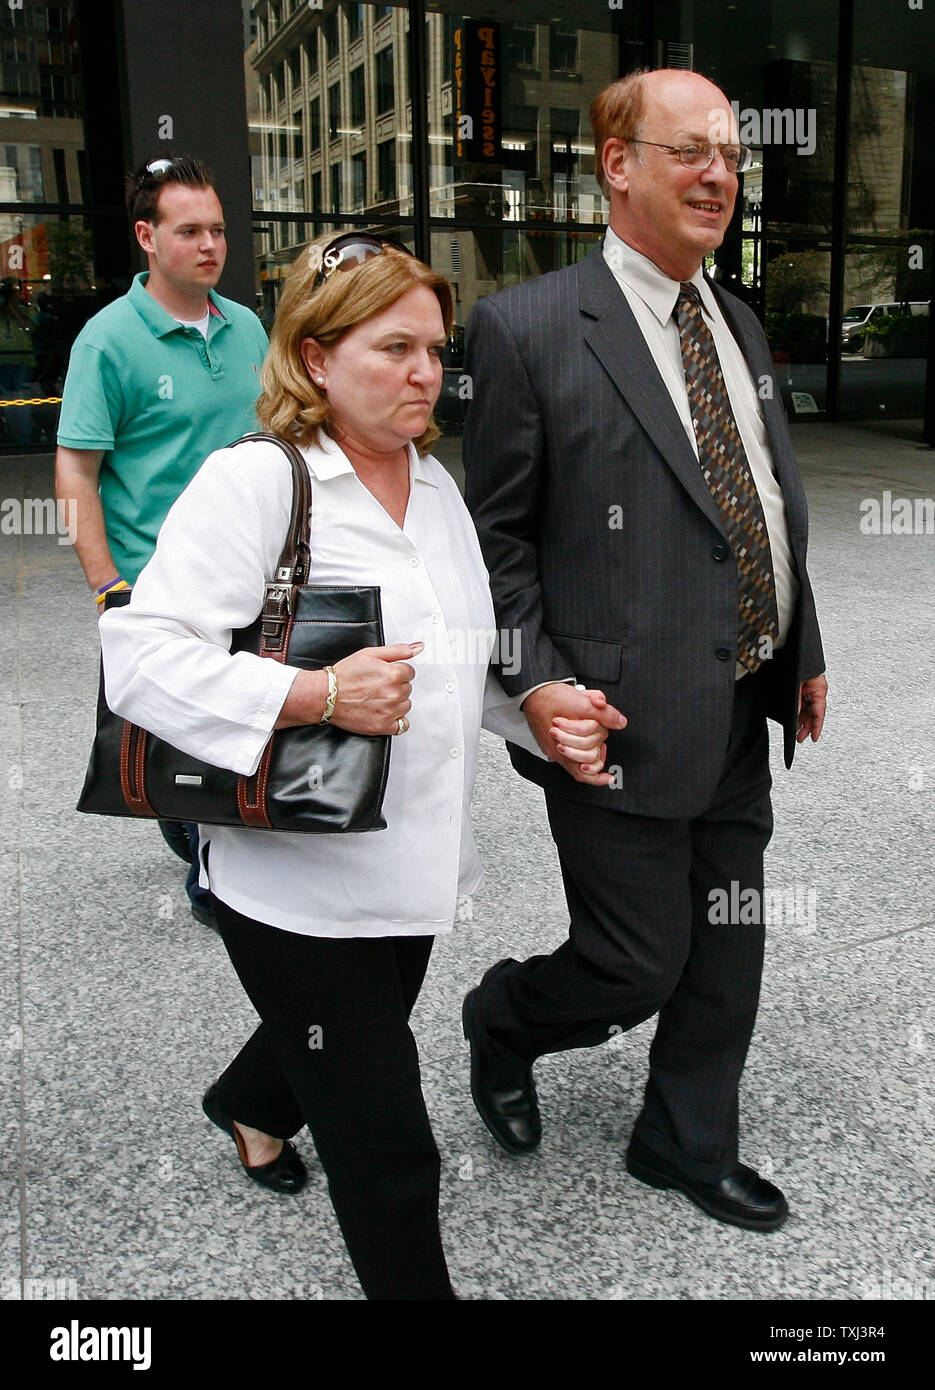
[{"x1": 320, "y1": 665, "x2": 338, "y2": 723}]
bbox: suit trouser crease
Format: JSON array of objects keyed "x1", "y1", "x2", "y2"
[
  {"x1": 210, "y1": 899, "x2": 453, "y2": 1301},
  {"x1": 480, "y1": 672, "x2": 773, "y2": 1185}
]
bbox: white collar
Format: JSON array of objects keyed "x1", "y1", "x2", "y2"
[
  {"x1": 603, "y1": 226, "x2": 717, "y2": 327},
  {"x1": 301, "y1": 432, "x2": 438, "y2": 488}
]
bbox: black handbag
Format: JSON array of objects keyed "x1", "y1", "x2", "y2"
[{"x1": 77, "y1": 433, "x2": 391, "y2": 833}]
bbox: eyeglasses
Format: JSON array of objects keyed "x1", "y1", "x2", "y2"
[
  {"x1": 630, "y1": 140, "x2": 754, "y2": 174},
  {"x1": 311, "y1": 233, "x2": 415, "y2": 287}
]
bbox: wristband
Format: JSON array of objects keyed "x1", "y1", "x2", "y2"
[
  {"x1": 94, "y1": 577, "x2": 129, "y2": 605},
  {"x1": 320, "y1": 665, "x2": 338, "y2": 723}
]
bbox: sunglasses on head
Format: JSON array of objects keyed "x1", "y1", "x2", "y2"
[
  {"x1": 135, "y1": 157, "x2": 179, "y2": 188},
  {"x1": 312, "y1": 233, "x2": 415, "y2": 287}
]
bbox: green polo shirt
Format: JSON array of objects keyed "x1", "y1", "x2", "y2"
[{"x1": 57, "y1": 272, "x2": 268, "y2": 583}]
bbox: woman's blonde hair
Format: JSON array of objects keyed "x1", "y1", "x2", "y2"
[{"x1": 257, "y1": 232, "x2": 454, "y2": 454}]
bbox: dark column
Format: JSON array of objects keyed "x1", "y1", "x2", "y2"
[
  {"x1": 76, "y1": 0, "x2": 132, "y2": 287},
  {"x1": 915, "y1": 82, "x2": 935, "y2": 445},
  {"x1": 406, "y1": 0, "x2": 430, "y2": 264},
  {"x1": 117, "y1": 0, "x2": 255, "y2": 307},
  {"x1": 826, "y1": 0, "x2": 854, "y2": 422},
  {"x1": 924, "y1": 295, "x2": 935, "y2": 447}
]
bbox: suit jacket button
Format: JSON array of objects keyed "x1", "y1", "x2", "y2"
[
  {"x1": 715, "y1": 647, "x2": 731, "y2": 661},
  {"x1": 713, "y1": 544, "x2": 729, "y2": 561}
]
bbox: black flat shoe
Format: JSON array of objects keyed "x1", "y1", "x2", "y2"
[
  {"x1": 461, "y1": 986, "x2": 541, "y2": 1155},
  {"x1": 202, "y1": 1084, "x2": 307, "y2": 1194},
  {"x1": 625, "y1": 1137, "x2": 788, "y2": 1231}
]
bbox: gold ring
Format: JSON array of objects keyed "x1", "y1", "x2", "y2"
[{"x1": 396, "y1": 717, "x2": 409, "y2": 735}]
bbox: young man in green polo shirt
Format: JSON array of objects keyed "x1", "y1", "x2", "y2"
[{"x1": 55, "y1": 155, "x2": 269, "y2": 929}]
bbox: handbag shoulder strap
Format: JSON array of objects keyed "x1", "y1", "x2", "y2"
[
  {"x1": 231, "y1": 431, "x2": 311, "y2": 584},
  {"x1": 228, "y1": 431, "x2": 313, "y2": 654}
]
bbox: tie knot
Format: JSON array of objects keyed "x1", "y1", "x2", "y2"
[{"x1": 677, "y1": 281, "x2": 701, "y2": 311}]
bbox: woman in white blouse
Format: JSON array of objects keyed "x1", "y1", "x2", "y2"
[{"x1": 100, "y1": 233, "x2": 610, "y2": 1300}]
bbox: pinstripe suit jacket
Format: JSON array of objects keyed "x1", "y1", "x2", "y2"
[{"x1": 463, "y1": 242, "x2": 825, "y2": 819}]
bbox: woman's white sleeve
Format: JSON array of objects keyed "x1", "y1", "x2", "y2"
[
  {"x1": 99, "y1": 446, "x2": 301, "y2": 777},
  {"x1": 481, "y1": 668, "x2": 548, "y2": 759}
]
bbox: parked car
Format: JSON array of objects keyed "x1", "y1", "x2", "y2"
[{"x1": 841, "y1": 301, "x2": 929, "y2": 352}]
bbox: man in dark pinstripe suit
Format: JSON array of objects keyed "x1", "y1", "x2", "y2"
[{"x1": 461, "y1": 68, "x2": 827, "y2": 1232}]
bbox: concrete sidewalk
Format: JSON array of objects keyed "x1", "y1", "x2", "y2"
[{"x1": 1, "y1": 421, "x2": 932, "y2": 1302}]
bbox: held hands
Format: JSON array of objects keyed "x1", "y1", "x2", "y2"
[
  {"x1": 796, "y1": 674, "x2": 828, "y2": 744},
  {"x1": 521, "y1": 683, "x2": 627, "y2": 786}
]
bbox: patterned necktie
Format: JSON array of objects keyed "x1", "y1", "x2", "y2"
[{"x1": 675, "y1": 281, "x2": 778, "y2": 674}]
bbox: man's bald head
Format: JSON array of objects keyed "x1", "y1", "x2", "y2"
[
  {"x1": 590, "y1": 68, "x2": 740, "y2": 282},
  {"x1": 591, "y1": 69, "x2": 736, "y2": 194}
]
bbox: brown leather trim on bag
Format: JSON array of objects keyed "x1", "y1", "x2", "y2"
[
  {"x1": 236, "y1": 604, "x2": 296, "y2": 828},
  {"x1": 119, "y1": 721, "x2": 156, "y2": 816},
  {"x1": 238, "y1": 744, "x2": 274, "y2": 829}
]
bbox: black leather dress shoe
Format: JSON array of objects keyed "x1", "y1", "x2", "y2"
[
  {"x1": 461, "y1": 986, "x2": 541, "y2": 1155},
  {"x1": 202, "y1": 1085, "x2": 307, "y2": 1194},
  {"x1": 625, "y1": 1137, "x2": 788, "y2": 1231}
]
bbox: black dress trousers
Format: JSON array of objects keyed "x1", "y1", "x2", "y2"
[
  {"x1": 479, "y1": 669, "x2": 774, "y2": 1185},
  {"x1": 210, "y1": 902, "x2": 456, "y2": 1301}
]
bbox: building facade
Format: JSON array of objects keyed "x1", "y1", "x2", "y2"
[{"x1": 0, "y1": 0, "x2": 932, "y2": 450}]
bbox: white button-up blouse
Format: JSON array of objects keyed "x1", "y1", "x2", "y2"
[{"x1": 99, "y1": 432, "x2": 539, "y2": 938}]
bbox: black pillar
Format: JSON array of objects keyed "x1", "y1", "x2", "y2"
[
  {"x1": 116, "y1": 0, "x2": 255, "y2": 307},
  {"x1": 826, "y1": 0, "x2": 854, "y2": 422},
  {"x1": 924, "y1": 291, "x2": 935, "y2": 446},
  {"x1": 406, "y1": 0, "x2": 430, "y2": 264},
  {"x1": 76, "y1": 0, "x2": 132, "y2": 287}
]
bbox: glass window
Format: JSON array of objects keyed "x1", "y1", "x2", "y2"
[
  {"x1": 429, "y1": 5, "x2": 617, "y2": 235},
  {"x1": 351, "y1": 149, "x2": 366, "y2": 209},
  {"x1": 549, "y1": 25, "x2": 578, "y2": 75},
  {"x1": 375, "y1": 44, "x2": 393, "y2": 117},
  {"x1": 345, "y1": 4, "x2": 363, "y2": 44},
  {"x1": 507, "y1": 25, "x2": 537, "y2": 70},
  {"x1": 377, "y1": 138, "x2": 396, "y2": 203},
  {"x1": 323, "y1": 9, "x2": 339, "y2": 60},
  {"x1": 309, "y1": 95, "x2": 320, "y2": 153},
  {"x1": 330, "y1": 160, "x2": 341, "y2": 211},
  {"x1": 502, "y1": 104, "x2": 537, "y2": 181},
  {"x1": 306, "y1": 33, "x2": 318, "y2": 80},
  {"x1": 350, "y1": 65, "x2": 365, "y2": 128},
  {"x1": 328, "y1": 81, "x2": 340, "y2": 141},
  {"x1": 0, "y1": 144, "x2": 44, "y2": 202}
]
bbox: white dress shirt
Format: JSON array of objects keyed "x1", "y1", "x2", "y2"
[
  {"x1": 100, "y1": 431, "x2": 537, "y2": 938},
  {"x1": 603, "y1": 228, "x2": 799, "y2": 676}
]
